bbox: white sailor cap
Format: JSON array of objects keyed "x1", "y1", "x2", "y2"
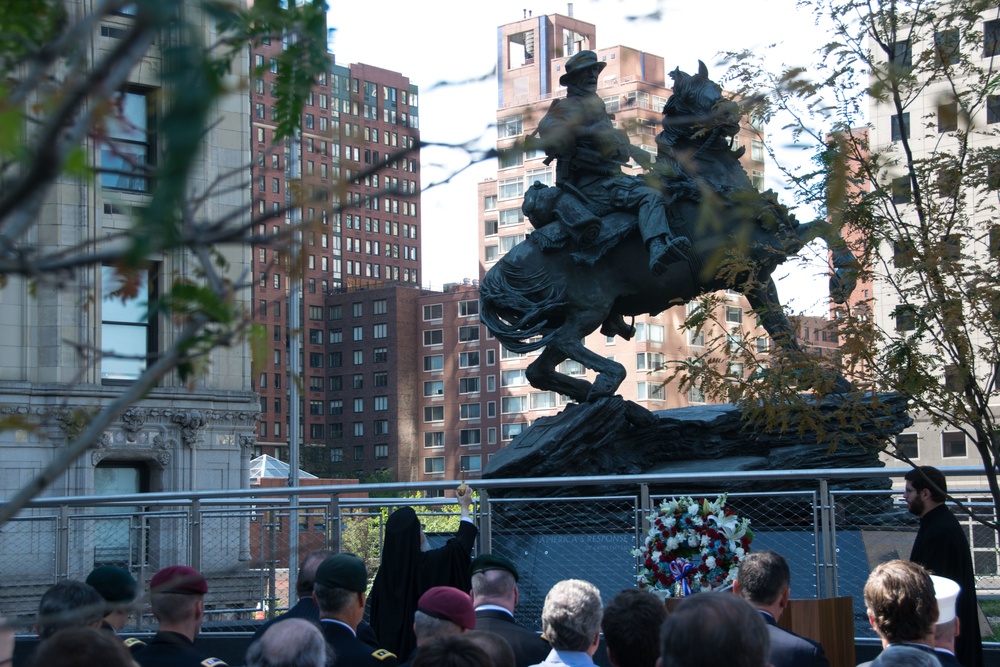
[{"x1": 930, "y1": 574, "x2": 960, "y2": 624}]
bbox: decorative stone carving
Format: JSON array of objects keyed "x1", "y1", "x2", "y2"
[
  {"x1": 171, "y1": 410, "x2": 206, "y2": 448},
  {"x1": 120, "y1": 408, "x2": 148, "y2": 442},
  {"x1": 239, "y1": 434, "x2": 257, "y2": 456}
]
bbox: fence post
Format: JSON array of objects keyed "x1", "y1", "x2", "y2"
[
  {"x1": 818, "y1": 479, "x2": 836, "y2": 598},
  {"x1": 479, "y1": 489, "x2": 492, "y2": 556},
  {"x1": 190, "y1": 499, "x2": 202, "y2": 571},
  {"x1": 328, "y1": 495, "x2": 341, "y2": 553},
  {"x1": 638, "y1": 484, "x2": 653, "y2": 547},
  {"x1": 266, "y1": 509, "x2": 278, "y2": 619},
  {"x1": 57, "y1": 505, "x2": 69, "y2": 581}
]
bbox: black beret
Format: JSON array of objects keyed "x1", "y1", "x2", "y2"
[
  {"x1": 86, "y1": 566, "x2": 138, "y2": 603},
  {"x1": 470, "y1": 554, "x2": 519, "y2": 582},
  {"x1": 315, "y1": 553, "x2": 367, "y2": 593}
]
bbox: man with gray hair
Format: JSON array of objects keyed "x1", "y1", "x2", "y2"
[
  {"x1": 245, "y1": 618, "x2": 329, "y2": 667},
  {"x1": 530, "y1": 579, "x2": 602, "y2": 667},
  {"x1": 36, "y1": 580, "x2": 105, "y2": 640},
  {"x1": 658, "y1": 593, "x2": 770, "y2": 667}
]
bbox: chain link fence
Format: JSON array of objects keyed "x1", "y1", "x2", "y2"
[{"x1": 1, "y1": 469, "x2": 996, "y2": 639}]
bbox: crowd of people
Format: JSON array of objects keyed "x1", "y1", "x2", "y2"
[{"x1": 0, "y1": 466, "x2": 985, "y2": 667}]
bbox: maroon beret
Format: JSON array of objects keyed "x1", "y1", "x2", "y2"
[
  {"x1": 150, "y1": 565, "x2": 208, "y2": 595},
  {"x1": 417, "y1": 586, "x2": 476, "y2": 630}
]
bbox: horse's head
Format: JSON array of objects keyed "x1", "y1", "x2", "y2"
[{"x1": 662, "y1": 61, "x2": 742, "y2": 145}]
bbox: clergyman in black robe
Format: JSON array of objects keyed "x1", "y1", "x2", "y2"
[
  {"x1": 368, "y1": 489, "x2": 477, "y2": 661},
  {"x1": 905, "y1": 466, "x2": 982, "y2": 667}
]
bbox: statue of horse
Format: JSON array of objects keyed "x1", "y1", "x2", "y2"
[{"x1": 480, "y1": 62, "x2": 855, "y2": 404}]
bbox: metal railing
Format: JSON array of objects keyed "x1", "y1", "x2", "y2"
[{"x1": 1, "y1": 466, "x2": 995, "y2": 639}]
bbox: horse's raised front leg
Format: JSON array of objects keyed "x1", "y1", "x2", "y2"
[
  {"x1": 551, "y1": 331, "x2": 627, "y2": 402},
  {"x1": 525, "y1": 346, "x2": 593, "y2": 404},
  {"x1": 745, "y1": 277, "x2": 851, "y2": 393}
]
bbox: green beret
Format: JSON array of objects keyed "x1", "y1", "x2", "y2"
[
  {"x1": 470, "y1": 554, "x2": 519, "y2": 582},
  {"x1": 86, "y1": 566, "x2": 138, "y2": 603},
  {"x1": 315, "y1": 553, "x2": 367, "y2": 593}
]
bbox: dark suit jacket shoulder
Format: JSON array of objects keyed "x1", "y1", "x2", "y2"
[
  {"x1": 761, "y1": 613, "x2": 830, "y2": 667},
  {"x1": 474, "y1": 609, "x2": 550, "y2": 667}
]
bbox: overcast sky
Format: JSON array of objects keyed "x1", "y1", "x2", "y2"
[{"x1": 328, "y1": 0, "x2": 838, "y2": 314}]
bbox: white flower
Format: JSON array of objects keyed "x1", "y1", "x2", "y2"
[
  {"x1": 706, "y1": 556, "x2": 717, "y2": 569},
  {"x1": 735, "y1": 546, "x2": 745, "y2": 558},
  {"x1": 700, "y1": 534, "x2": 710, "y2": 547},
  {"x1": 666, "y1": 537, "x2": 680, "y2": 551},
  {"x1": 687, "y1": 536, "x2": 699, "y2": 548},
  {"x1": 709, "y1": 512, "x2": 741, "y2": 539},
  {"x1": 651, "y1": 550, "x2": 662, "y2": 562},
  {"x1": 692, "y1": 516, "x2": 703, "y2": 526},
  {"x1": 664, "y1": 517, "x2": 676, "y2": 529},
  {"x1": 687, "y1": 503, "x2": 700, "y2": 516}
]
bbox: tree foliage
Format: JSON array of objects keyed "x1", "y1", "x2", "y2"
[
  {"x1": 0, "y1": 0, "x2": 330, "y2": 523},
  {"x1": 687, "y1": 0, "x2": 1000, "y2": 524}
]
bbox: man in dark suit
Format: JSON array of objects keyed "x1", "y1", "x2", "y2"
[
  {"x1": 251, "y1": 550, "x2": 331, "y2": 642},
  {"x1": 314, "y1": 553, "x2": 397, "y2": 666},
  {"x1": 733, "y1": 550, "x2": 830, "y2": 667},
  {"x1": 469, "y1": 554, "x2": 549, "y2": 667},
  {"x1": 858, "y1": 559, "x2": 939, "y2": 667}
]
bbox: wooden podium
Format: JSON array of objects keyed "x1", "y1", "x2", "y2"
[
  {"x1": 778, "y1": 597, "x2": 856, "y2": 667},
  {"x1": 664, "y1": 596, "x2": 855, "y2": 667}
]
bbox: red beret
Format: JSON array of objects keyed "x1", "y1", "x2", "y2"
[
  {"x1": 417, "y1": 586, "x2": 476, "y2": 630},
  {"x1": 150, "y1": 565, "x2": 208, "y2": 595}
]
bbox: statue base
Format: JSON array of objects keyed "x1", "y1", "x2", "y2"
[{"x1": 482, "y1": 393, "x2": 912, "y2": 497}]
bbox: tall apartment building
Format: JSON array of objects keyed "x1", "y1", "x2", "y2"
[
  {"x1": 478, "y1": 13, "x2": 771, "y2": 432},
  {"x1": 0, "y1": 0, "x2": 257, "y2": 607},
  {"x1": 864, "y1": 15, "x2": 1000, "y2": 488},
  {"x1": 249, "y1": 51, "x2": 422, "y2": 464}
]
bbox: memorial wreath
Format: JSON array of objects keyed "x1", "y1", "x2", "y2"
[{"x1": 633, "y1": 493, "x2": 753, "y2": 598}]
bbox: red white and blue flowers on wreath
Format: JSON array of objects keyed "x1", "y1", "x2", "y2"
[{"x1": 633, "y1": 494, "x2": 753, "y2": 599}]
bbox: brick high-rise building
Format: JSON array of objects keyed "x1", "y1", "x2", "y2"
[{"x1": 249, "y1": 50, "x2": 422, "y2": 463}]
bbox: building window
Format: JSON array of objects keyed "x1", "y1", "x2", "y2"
[
  {"x1": 725, "y1": 306, "x2": 743, "y2": 324},
  {"x1": 373, "y1": 371, "x2": 388, "y2": 387},
  {"x1": 423, "y1": 304, "x2": 443, "y2": 320},
  {"x1": 101, "y1": 265, "x2": 154, "y2": 382},
  {"x1": 938, "y1": 102, "x2": 957, "y2": 133},
  {"x1": 459, "y1": 300, "x2": 480, "y2": 317},
  {"x1": 373, "y1": 347, "x2": 388, "y2": 363},
  {"x1": 986, "y1": 19, "x2": 1000, "y2": 57},
  {"x1": 460, "y1": 429, "x2": 481, "y2": 446},
  {"x1": 988, "y1": 96, "x2": 1000, "y2": 125},
  {"x1": 502, "y1": 396, "x2": 526, "y2": 414},
  {"x1": 353, "y1": 397, "x2": 364, "y2": 413},
  {"x1": 374, "y1": 396, "x2": 388, "y2": 411},
  {"x1": 329, "y1": 399, "x2": 343, "y2": 415},
  {"x1": 750, "y1": 139, "x2": 765, "y2": 161},
  {"x1": 460, "y1": 454, "x2": 482, "y2": 472},
  {"x1": 459, "y1": 326, "x2": 480, "y2": 342},
  {"x1": 896, "y1": 433, "x2": 919, "y2": 459},
  {"x1": 892, "y1": 175, "x2": 911, "y2": 204},
  {"x1": 373, "y1": 299, "x2": 387, "y2": 315},
  {"x1": 890, "y1": 39, "x2": 912, "y2": 70},
  {"x1": 502, "y1": 423, "x2": 525, "y2": 441},
  {"x1": 424, "y1": 432, "x2": 444, "y2": 448},
  {"x1": 498, "y1": 115, "x2": 523, "y2": 137},
  {"x1": 635, "y1": 323, "x2": 665, "y2": 343},
  {"x1": 374, "y1": 420, "x2": 389, "y2": 436},
  {"x1": 501, "y1": 369, "x2": 527, "y2": 387},
  {"x1": 891, "y1": 113, "x2": 910, "y2": 142},
  {"x1": 424, "y1": 329, "x2": 443, "y2": 346},
  {"x1": 353, "y1": 325, "x2": 363, "y2": 341},
  {"x1": 459, "y1": 351, "x2": 480, "y2": 368},
  {"x1": 352, "y1": 302, "x2": 363, "y2": 317},
  {"x1": 934, "y1": 28, "x2": 960, "y2": 66},
  {"x1": 100, "y1": 90, "x2": 152, "y2": 192},
  {"x1": 353, "y1": 422, "x2": 364, "y2": 437},
  {"x1": 424, "y1": 380, "x2": 444, "y2": 397},
  {"x1": 894, "y1": 305, "x2": 917, "y2": 332},
  {"x1": 352, "y1": 350, "x2": 363, "y2": 365},
  {"x1": 374, "y1": 444, "x2": 389, "y2": 459},
  {"x1": 330, "y1": 447, "x2": 344, "y2": 462},
  {"x1": 460, "y1": 403, "x2": 481, "y2": 420},
  {"x1": 424, "y1": 406, "x2": 444, "y2": 422},
  {"x1": 459, "y1": 377, "x2": 480, "y2": 394},
  {"x1": 688, "y1": 384, "x2": 706, "y2": 403},
  {"x1": 354, "y1": 445, "x2": 365, "y2": 460},
  {"x1": 942, "y1": 431, "x2": 966, "y2": 458},
  {"x1": 424, "y1": 456, "x2": 445, "y2": 474},
  {"x1": 529, "y1": 392, "x2": 557, "y2": 410},
  {"x1": 373, "y1": 323, "x2": 388, "y2": 339},
  {"x1": 424, "y1": 354, "x2": 444, "y2": 371}
]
